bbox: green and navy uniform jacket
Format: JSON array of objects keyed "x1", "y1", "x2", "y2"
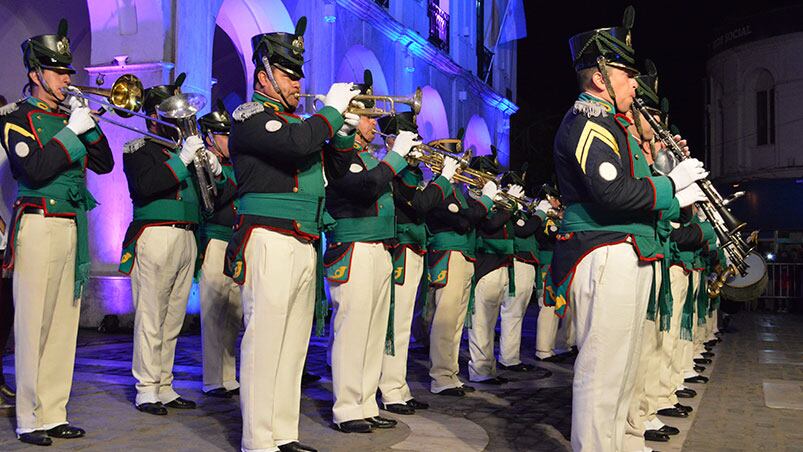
[
  {"x1": 322, "y1": 142, "x2": 409, "y2": 283},
  {"x1": 198, "y1": 160, "x2": 238, "y2": 261},
  {"x1": 424, "y1": 185, "x2": 494, "y2": 288},
  {"x1": 512, "y1": 209, "x2": 546, "y2": 290},
  {"x1": 0, "y1": 96, "x2": 113, "y2": 298},
  {"x1": 546, "y1": 93, "x2": 677, "y2": 318},
  {"x1": 390, "y1": 166, "x2": 452, "y2": 286},
  {"x1": 118, "y1": 136, "x2": 232, "y2": 274},
  {"x1": 474, "y1": 207, "x2": 515, "y2": 293},
  {"x1": 223, "y1": 92, "x2": 349, "y2": 334}
]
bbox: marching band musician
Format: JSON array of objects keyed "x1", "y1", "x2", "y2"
[
  {"x1": 120, "y1": 72, "x2": 224, "y2": 416},
  {"x1": 197, "y1": 101, "x2": 242, "y2": 399},
  {"x1": 224, "y1": 17, "x2": 358, "y2": 452},
  {"x1": 376, "y1": 112, "x2": 458, "y2": 415},
  {"x1": 498, "y1": 170, "x2": 551, "y2": 373},
  {"x1": 547, "y1": 7, "x2": 708, "y2": 450},
  {"x1": 0, "y1": 19, "x2": 113, "y2": 445},
  {"x1": 324, "y1": 73, "x2": 416, "y2": 432},
  {"x1": 467, "y1": 152, "x2": 521, "y2": 385},
  {"x1": 425, "y1": 146, "x2": 500, "y2": 397}
]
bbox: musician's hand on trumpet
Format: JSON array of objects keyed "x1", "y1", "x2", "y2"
[
  {"x1": 534, "y1": 199, "x2": 552, "y2": 216},
  {"x1": 391, "y1": 131, "x2": 420, "y2": 159},
  {"x1": 324, "y1": 82, "x2": 360, "y2": 114},
  {"x1": 65, "y1": 96, "x2": 95, "y2": 136},
  {"x1": 179, "y1": 135, "x2": 205, "y2": 166},
  {"x1": 481, "y1": 180, "x2": 500, "y2": 200},
  {"x1": 506, "y1": 184, "x2": 526, "y2": 209},
  {"x1": 439, "y1": 156, "x2": 459, "y2": 182},
  {"x1": 338, "y1": 111, "x2": 360, "y2": 136}
]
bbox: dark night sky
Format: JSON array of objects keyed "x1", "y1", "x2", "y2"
[{"x1": 511, "y1": 0, "x2": 803, "y2": 191}]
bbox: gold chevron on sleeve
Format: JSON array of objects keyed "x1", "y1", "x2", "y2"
[
  {"x1": 574, "y1": 122, "x2": 619, "y2": 173},
  {"x1": 4, "y1": 123, "x2": 36, "y2": 150}
]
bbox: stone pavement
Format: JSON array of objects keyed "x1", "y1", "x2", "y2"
[{"x1": 0, "y1": 308, "x2": 800, "y2": 451}]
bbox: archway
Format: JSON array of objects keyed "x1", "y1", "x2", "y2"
[
  {"x1": 464, "y1": 114, "x2": 492, "y2": 158},
  {"x1": 417, "y1": 86, "x2": 450, "y2": 144}
]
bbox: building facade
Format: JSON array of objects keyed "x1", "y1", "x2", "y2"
[{"x1": 0, "y1": 0, "x2": 520, "y2": 326}]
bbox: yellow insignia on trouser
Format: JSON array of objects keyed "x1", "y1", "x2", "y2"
[
  {"x1": 435, "y1": 270, "x2": 447, "y2": 283},
  {"x1": 332, "y1": 266, "x2": 347, "y2": 279},
  {"x1": 233, "y1": 262, "x2": 243, "y2": 279},
  {"x1": 394, "y1": 266, "x2": 403, "y2": 280},
  {"x1": 575, "y1": 121, "x2": 619, "y2": 173},
  {"x1": 554, "y1": 294, "x2": 567, "y2": 311},
  {"x1": 120, "y1": 252, "x2": 132, "y2": 264}
]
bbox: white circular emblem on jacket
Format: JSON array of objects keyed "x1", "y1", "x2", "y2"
[
  {"x1": 15, "y1": 142, "x2": 29, "y2": 158},
  {"x1": 349, "y1": 163, "x2": 363, "y2": 173},
  {"x1": 598, "y1": 161, "x2": 618, "y2": 181},
  {"x1": 549, "y1": 225, "x2": 558, "y2": 232},
  {"x1": 264, "y1": 120, "x2": 282, "y2": 132},
  {"x1": 448, "y1": 203, "x2": 459, "y2": 213},
  {"x1": 517, "y1": 219, "x2": 526, "y2": 226}
]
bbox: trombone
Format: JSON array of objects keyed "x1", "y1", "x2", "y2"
[
  {"x1": 60, "y1": 73, "x2": 183, "y2": 149},
  {"x1": 298, "y1": 87, "x2": 422, "y2": 117}
]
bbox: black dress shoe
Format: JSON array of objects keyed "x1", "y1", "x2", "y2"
[
  {"x1": 675, "y1": 389, "x2": 696, "y2": 398},
  {"x1": 704, "y1": 340, "x2": 718, "y2": 347},
  {"x1": 227, "y1": 388, "x2": 240, "y2": 396},
  {"x1": 658, "y1": 424, "x2": 680, "y2": 435},
  {"x1": 136, "y1": 402, "x2": 168, "y2": 415},
  {"x1": 685, "y1": 375, "x2": 709, "y2": 384},
  {"x1": 336, "y1": 419, "x2": 372, "y2": 433},
  {"x1": 657, "y1": 407, "x2": 689, "y2": 418},
  {"x1": 434, "y1": 387, "x2": 465, "y2": 397},
  {"x1": 364, "y1": 416, "x2": 397, "y2": 429},
  {"x1": 475, "y1": 376, "x2": 508, "y2": 385},
  {"x1": 0, "y1": 383, "x2": 15, "y2": 399},
  {"x1": 165, "y1": 397, "x2": 197, "y2": 409},
  {"x1": 406, "y1": 398, "x2": 429, "y2": 410},
  {"x1": 694, "y1": 358, "x2": 712, "y2": 365},
  {"x1": 204, "y1": 388, "x2": 232, "y2": 398},
  {"x1": 460, "y1": 385, "x2": 476, "y2": 393},
  {"x1": 278, "y1": 441, "x2": 318, "y2": 452},
  {"x1": 383, "y1": 403, "x2": 415, "y2": 415},
  {"x1": 535, "y1": 355, "x2": 564, "y2": 363},
  {"x1": 675, "y1": 403, "x2": 693, "y2": 413},
  {"x1": 500, "y1": 363, "x2": 534, "y2": 372},
  {"x1": 46, "y1": 424, "x2": 85, "y2": 439},
  {"x1": 644, "y1": 429, "x2": 670, "y2": 442},
  {"x1": 701, "y1": 351, "x2": 715, "y2": 358},
  {"x1": 694, "y1": 365, "x2": 706, "y2": 373},
  {"x1": 301, "y1": 372, "x2": 321, "y2": 386},
  {"x1": 18, "y1": 431, "x2": 52, "y2": 446}
]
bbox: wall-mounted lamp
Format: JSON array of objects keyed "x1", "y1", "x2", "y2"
[
  {"x1": 404, "y1": 52, "x2": 415, "y2": 73},
  {"x1": 324, "y1": 3, "x2": 337, "y2": 23},
  {"x1": 118, "y1": 0, "x2": 138, "y2": 36}
]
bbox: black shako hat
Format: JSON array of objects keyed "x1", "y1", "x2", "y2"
[
  {"x1": 569, "y1": 6, "x2": 638, "y2": 74},
  {"x1": 199, "y1": 99, "x2": 232, "y2": 135},
  {"x1": 143, "y1": 72, "x2": 186, "y2": 115},
  {"x1": 377, "y1": 111, "x2": 418, "y2": 136},
  {"x1": 251, "y1": 17, "x2": 307, "y2": 79},
  {"x1": 22, "y1": 19, "x2": 75, "y2": 74}
]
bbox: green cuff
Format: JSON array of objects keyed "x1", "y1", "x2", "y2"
[
  {"x1": 316, "y1": 106, "x2": 345, "y2": 137},
  {"x1": 52, "y1": 127, "x2": 87, "y2": 163},
  {"x1": 649, "y1": 175, "x2": 674, "y2": 211},
  {"x1": 431, "y1": 175, "x2": 453, "y2": 198},
  {"x1": 535, "y1": 210, "x2": 548, "y2": 221},
  {"x1": 479, "y1": 194, "x2": 494, "y2": 211},
  {"x1": 381, "y1": 151, "x2": 408, "y2": 175},
  {"x1": 331, "y1": 129, "x2": 355, "y2": 150},
  {"x1": 165, "y1": 154, "x2": 191, "y2": 182},
  {"x1": 699, "y1": 221, "x2": 716, "y2": 243},
  {"x1": 214, "y1": 170, "x2": 228, "y2": 188},
  {"x1": 81, "y1": 126, "x2": 103, "y2": 145},
  {"x1": 661, "y1": 197, "x2": 681, "y2": 221}
]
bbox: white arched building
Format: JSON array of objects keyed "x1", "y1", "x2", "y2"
[{"x1": 705, "y1": 4, "x2": 803, "y2": 232}]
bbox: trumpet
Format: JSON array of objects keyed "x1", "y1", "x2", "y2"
[
  {"x1": 298, "y1": 87, "x2": 422, "y2": 117},
  {"x1": 61, "y1": 74, "x2": 183, "y2": 149}
]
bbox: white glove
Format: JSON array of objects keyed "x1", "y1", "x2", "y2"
[
  {"x1": 507, "y1": 184, "x2": 525, "y2": 200},
  {"x1": 667, "y1": 158, "x2": 708, "y2": 191},
  {"x1": 675, "y1": 184, "x2": 706, "y2": 208},
  {"x1": 440, "y1": 156, "x2": 459, "y2": 181},
  {"x1": 68, "y1": 94, "x2": 86, "y2": 110},
  {"x1": 338, "y1": 112, "x2": 360, "y2": 136},
  {"x1": 205, "y1": 150, "x2": 222, "y2": 176},
  {"x1": 179, "y1": 135, "x2": 204, "y2": 166},
  {"x1": 324, "y1": 82, "x2": 360, "y2": 114},
  {"x1": 391, "y1": 131, "x2": 420, "y2": 158},
  {"x1": 481, "y1": 181, "x2": 499, "y2": 199},
  {"x1": 66, "y1": 106, "x2": 95, "y2": 135},
  {"x1": 535, "y1": 199, "x2": 551, "y2": 214}
]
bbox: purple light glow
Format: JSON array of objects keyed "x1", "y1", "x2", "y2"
[
  {"x1": 464, "y1": 114, "x2": 492, "y2": 158},
  {"x1": 417, "y1": 86, "x2": 450, "y2": 144}
]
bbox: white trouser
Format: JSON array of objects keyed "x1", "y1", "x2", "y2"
[
  {"x1": 200, "y1": 238, "x2": 242, "y2": 392},
  {"x1": 131, "y1": 226, "x2": 196, "y2": 406},
  {"x1": 13, "y1": 215, "x2": 78, "y2": 434},
  {"x1": 499, "y1": 260, "x2": 536, "y2": 366},
  {"x1": 429, "y1": 251, "x2": 474, "y2": 393},
  {"x1": 240, "y1": 229, "x2": 316, "y2": 452},
  {"x1": 468, "y1": 267, "x2": 509, "y2": 381},
  {"x1": 656, "y1": 265, "x2": 690, "y2": 407},
  {"x1": 330, "y1": 242, "x2": 392, "y2": 424},
  {"x1": 570, "y1": 242, "x2": 653, "y2": 452},
  {"x1": 379, "y1": 248, "x2": 424, "y2": 405},
  {"x1": 536, "y1": 265, "x2": 575, "y2": 359}
]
